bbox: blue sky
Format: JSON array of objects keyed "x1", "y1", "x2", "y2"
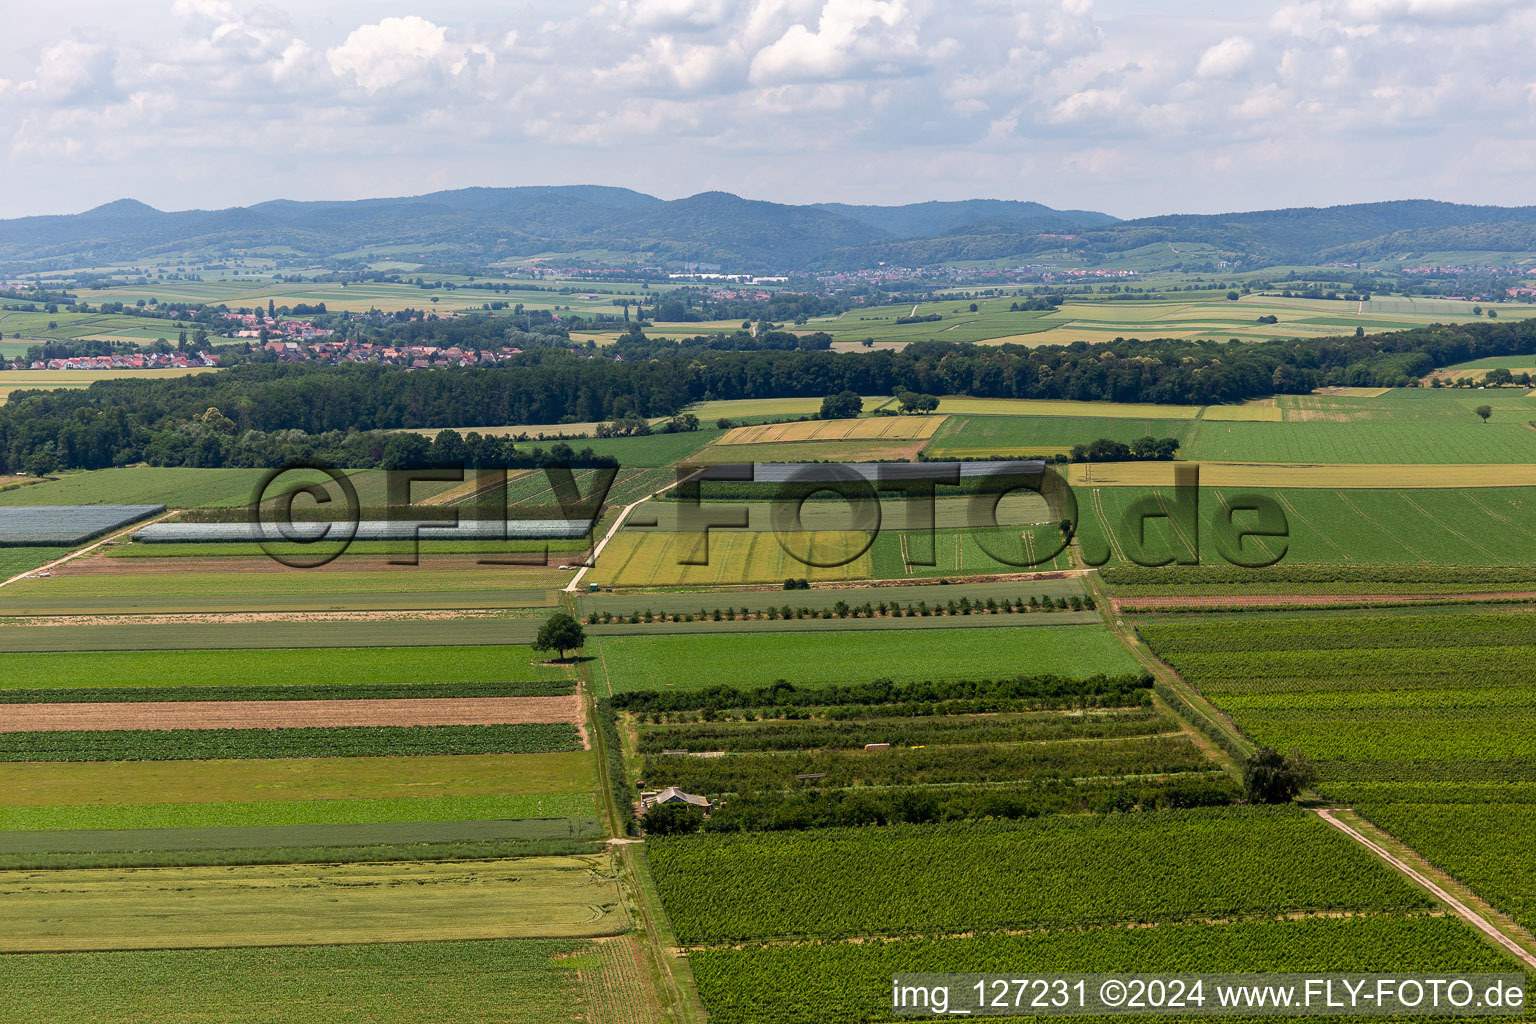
[{"x1": 1, "y1": 0, "x2": 1533, "y2": 218}]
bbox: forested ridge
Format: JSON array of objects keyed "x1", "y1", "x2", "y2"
[{"x1": 3, "y1": 317, "x2": 1533, "y2": 473}]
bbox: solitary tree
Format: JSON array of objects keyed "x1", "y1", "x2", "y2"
[
  {"x1": 1476, "y1": 405, "x2": 1493, "y2": 423},
  {"x1": 819, "y1": 390, "x2": 863, "y2": 420},
  {"x1": 1242, "y1": 746, "x2": 1316, "y2": 804},
  {"x1": 533, "y1": 612, "x2": 586, "y2": 661}
]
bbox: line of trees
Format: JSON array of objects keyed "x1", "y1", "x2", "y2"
[{"x1": 5, "y1": 317, "x2": 1536, "y2": 473}]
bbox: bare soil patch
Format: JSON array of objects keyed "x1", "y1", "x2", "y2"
[{"x1": 0, "y1": 696, "x2": 584, "y2": 733}]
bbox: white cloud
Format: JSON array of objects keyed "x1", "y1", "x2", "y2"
[
  {"x1": 1, "y1": 0, "x2": 1535, "y2": 218},
  {"x1": 749, "y1": 0, "x2": 921, "y2": 84},
  {"x1": 328, "y1": 16, "x2": 448, "y2": 92},
  {"x1": 1195, "y1": 36, "x2": 1255, "y2": 78},
  {"x1": 23, "y1": 39, "x2": 117, "y2": 104},
  {"x1": 619, "y1": 0, "x2": 729, "y2": 31}
]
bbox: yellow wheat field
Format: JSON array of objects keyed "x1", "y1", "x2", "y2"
[
  {"x1": 720, "y1": 415, "x2": 945, "y2": 445},
  {"x1": 1068, "y1": 461, "x2": 1536, "y2": 489},
  {"x1": 1202, "y1": 404, "x2": 1283, "y2": 422},
  {"x1": 590, "y1": 529, "x2": 874, "y2": 586}
]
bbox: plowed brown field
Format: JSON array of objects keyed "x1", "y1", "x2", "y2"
[{"x1": 0, "y1": 696, "x2": 583, "y2": 733}]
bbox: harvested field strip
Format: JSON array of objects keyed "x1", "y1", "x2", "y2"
[
  {"x1": 695, "y1": 439, "x2": 927, "y2": 464},
  {"x1": 0, "y1": 751, "x2": 597, "y2": 807},
  {"x1": 0, "y1": 680, "x2": 573, "y2": 704},
  {"x1": 1203, "y1": 404, "x2": 1283, "y2": 422},
  {"x1": 0, "y1": 645, "x2": 568, "y2": 690},
  {"x1": 0, "y1": 793, "x2": 599, "y2": 833},
  {"x1": 592, "y1": 529, "x2": 873, "y2": 587},
  {"x1": 0, "y1": 723, "x2": 582, "y2": 761},
  {"x1": 0, "y1": 695, "x2": 583, "y2": 732},
  {"x1": 0, "y1": 616, "x2": 544, "y2": 651},
  {"x1": 719, "y1": 416, "x2": 944, "y2": 445},
  {"x1": 0, "y1": 816, "x2": 604, "y2": 855},
  {"x1": 1065, "y1": 462, "x2": 1536, "y2": 488},
  {"x1": 586, "y1": 611, "x2": 1101, "y2": 635},
  {"x1": 0, "y1": 855, "x2": 630, "y2": 952}
]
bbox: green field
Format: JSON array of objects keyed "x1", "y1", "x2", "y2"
[
  {"x1": 1076, "y1": 485, "x2": 1536, "y2": 568},
  {"x1": 0, "y1": 751, "x2": 595, "y2": 806},
  {"x1": 0, "y1": 546, "x2": 70, "y2": 578},
  {"x1": 649, "y1": 807, "x2": 1426, "y2": 944},
  {"x1": 688, "y1": 915, "x2": 1510, "y2": 1024},
  {"x1": 0, "y1": 854, "x2": 630, "y2": 951},
  {"x1": 592, "y1": 623, "x2": 1138, "y2": 693},
  {"x1": 0, "y1": 616, "x2": 555, "y2": 652},
  {"x1": 0, "y1": 645, "x2": 569, "y2": 690},
  {"x1": 924, "y1": 414, "x2": 1194, "y2": 458},
  {"x1": 1354, "y1": 803, "x2": 1536, "y2": 931},
  {"x1": 0, "y1": 792, "x2": 598, "y2": 832},
  {"x1": 0, "y1": 938, "x2": 648, "y2": 1024},
  {"x1": 1136, "y1": 607, "x2": 1536, "y2": 941}
]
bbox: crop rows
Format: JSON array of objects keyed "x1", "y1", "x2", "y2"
[
  {"x1": 697, "y1": 775, "x2": 1237, "y2": 831},
  {"x1": 1137, "y1": 611, "x2": 1536, "y2": 654},
  {"x1": 636, "y1": 708, "x2": 1175, "y2": 753},
  {"x1": 0, "y1": 937, "x2": 613, "y2": 1023},
  {"x1": 688, "y1": 915, "x2": 1509, "y2": 1024},
  {"x1": 0, "y1": 723, "x2": 581, "y2": 761},
  {"x1": 0, "y1": 504, "x2": 165, "y2": 546},
  {"x1": 648, "y1": 807, "x2": 1427, "y2": 944},
  {"x1": 1138, "y1": 610, "x2": 1536, "y2": 799},
  {"x1": 1104, "y1": 562, "x2": 1536, "y2": 595},
  {"x1": 1356, "y1": 803, "x2": 1536, "y2": 931},
  {"x1": 614, "y1": 673, "x2": 1153, "y2": 716},
  {"x1": 640, "y1": 735, "x2": 1207, "y2": 795}
]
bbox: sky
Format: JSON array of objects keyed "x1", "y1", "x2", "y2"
[{"x1": 0, "y1": 0, "x2": 1533, "y2": 220}]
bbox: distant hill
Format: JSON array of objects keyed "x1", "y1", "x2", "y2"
[
  {"x1": 809, "y1": 199, "x2": 1118, "y2": 238},
  {"x1": 1, "y1": 188, "x2": 1534, "y2": 273},
  {"x1": 0, "y1": 187, "x2": 1113, "y2": 272}
]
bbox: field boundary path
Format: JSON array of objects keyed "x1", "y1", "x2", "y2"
[
  {"x1": 1316, "y1": 809, "x2": 1536, "y2": 972},
  {"x1": 0, "y1": 509, "x2": 180, "y2": 591},
  {"x1": 567, "y1": 469, "x2": 697, "y2": 593}
]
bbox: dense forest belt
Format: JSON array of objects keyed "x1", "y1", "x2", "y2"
[{"x1": 6, "y1": 318, "x2": 1536, "y2": 473}]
